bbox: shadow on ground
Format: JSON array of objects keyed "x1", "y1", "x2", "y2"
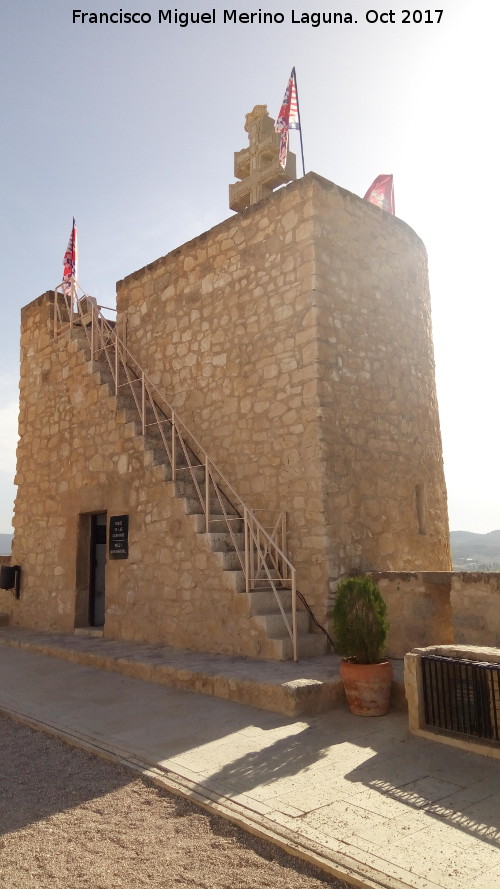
[
  {"x1": 0, "y1": 713, "x2": 133, "y2": 836},
  {"x1": 343, "y1": 725, "x2": 500, "y2": 848}
]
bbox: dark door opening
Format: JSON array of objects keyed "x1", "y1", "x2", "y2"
[{"x1": 90, "y1": 513, "x2": 107, "y2": 627}]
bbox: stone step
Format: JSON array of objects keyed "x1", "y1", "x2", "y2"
[
  {"x1": 249, "y1": 587, "x2": 294, "y2": 614},
  {"x1": 253, "y1": 610, "x2": 311, "y2": 638},
  {"x1": 80, "y1": 345, "x2": 330, "y2": 662},
  {"x1": 174, "y1": 478, "x2": 238, "y2": 514},
  {"x1": 184, "y1": 497, "x2": 237, "y2": 517},
  {"x1": 142, "y1": 446, "x2": 201, "y2": 479},
  {"x1": 145, "y1": 446, "x2": 172, "y2": 469},
  {"x1": 263, "y1": 632, "x2": 328, "y2": 661},
  {"x1": 70, "y1": 326, "x2": 91, "y2": 344},
  {"x1": 74, "y1": 626, "x2": 104, "y2": 638},
  {"x1": 156, "y1": 466, "x2": 173, "y2": 485},
  {"x1": 229, "y1": 570, "x2": 246, "y2": 593},
  {"x1": 192, "y1": 514, "x2": 245, "y2": 534},
  {"x1": 142, "y1": 456, "x2": 172, "y2": 482},
  {"x1": 91, "y1": 368, "x2": 113, "y2": 391},
  {"x1": 142, "y1": 437, "x2": 200, "y2": 475},
  {"x1": 218, "y1": 550, "x2": 244, "y2": 571},
  {"x1": 206, "y1": 531, "x2": 245, "y2": 553},
  {"x1": 91, "y1": 361, "x2": 114, "y2": 383},
  {"x1": 173, "y1": 464, "x2": 206, "y2": 481},
  {"x1": 116, "y1": 395, "x2": 174, "y2": 434},
  {"x1": 2, "y1": 627, "x2": 386, "y2": 715},
  {"x1": 144, "y1": 421, "x2": 173, "y2": 443}
]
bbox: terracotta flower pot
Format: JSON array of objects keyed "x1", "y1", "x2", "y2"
[{"x1": 340, "y1": 660, "x2": 393, "y2": 716}]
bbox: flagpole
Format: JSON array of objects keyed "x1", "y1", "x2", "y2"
[{"x1": 292, "y1": 67, "x2": 306, "y2": 177}]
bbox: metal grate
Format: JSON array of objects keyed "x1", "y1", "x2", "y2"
[{"x1": 422, "y1": 655, "x2": 500, "y2": 743}]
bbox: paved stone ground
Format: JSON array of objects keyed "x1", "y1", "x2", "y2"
[{"x1": 1, "y1": 636, "x2": 500, "y2": 889}]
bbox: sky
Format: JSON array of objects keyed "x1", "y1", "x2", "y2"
[{"x1": 1, "y1": 0, "x2": 499, "y2": 535}]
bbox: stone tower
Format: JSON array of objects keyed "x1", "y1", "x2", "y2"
[
  {"x1": 115, "y1": 172, "x2": 451, "y2": 623},
  {"x1": 5, "y1": 162, "x2": 450, "y2": 654}
]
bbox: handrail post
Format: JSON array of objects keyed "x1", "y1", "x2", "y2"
[
  {"x1": 90, "y1": 308, "x2": 94, "y2": 360},
  {"x1": 281, "y1": 512, "x2": 287, "y2": 581},
  {"x1": 69, "y1": 281, "x2": 74, "y2": 332},
  {"x1": 205, "y1": 455, "x2": 210, "y2": 533},
  {"x1": 141, "y1": 371, "x2": 146, "y2": 436},
  {"x1": 115, "y1": 339, "x2": 119, "y2": 396},
  {"x1": 291, "y1": 567, "x2": 298, "y2": 662},
  {"x1": 171, "y1": 413, "x2": 176, "y2": 481},
  {"x1": 257, "y1": 525, "x2": 261, "y2": 581},
  {"x1": 251, "y1": 518, "x2": 255, "y2": 588},
  {"x1": 244, "y1": 507, "x2": 250, "y2": 593}
]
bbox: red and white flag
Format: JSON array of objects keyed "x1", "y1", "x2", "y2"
[
  {"x1": 275, "y1": 68, "x2": 300, "y2": 169},
  {"x1": 62, "y1": 218, "x2": 78, "y2": 292},
  {"x1": 363, "y1": 175, "x2": 395, "y2": 215}
]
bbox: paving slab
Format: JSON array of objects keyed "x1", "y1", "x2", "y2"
[{"x1": 1, "y1": 636, "x2": 500, "y2": 889}]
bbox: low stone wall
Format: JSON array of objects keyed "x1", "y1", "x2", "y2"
[
  {"x1": 371, "y1": 571, "x2": 500, "y2": 659},
  {"x1": 372, "y1": 571, "x2": 453, "y2": 658},
  {"x1": 451, "y1": 573, "x2": 500, "y2": 648}
]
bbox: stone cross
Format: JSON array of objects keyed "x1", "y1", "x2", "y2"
[{"x1": 229, "y1": 105, "x2": 296, "y2": 212}]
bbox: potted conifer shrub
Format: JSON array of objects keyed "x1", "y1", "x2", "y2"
[{"x1": 332, "y1": 576, "x2": 392, "y2": 716}]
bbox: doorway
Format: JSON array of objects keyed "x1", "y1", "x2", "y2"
[{"x1": 90, "y1": 512, "x2": 107, "y2": 627}]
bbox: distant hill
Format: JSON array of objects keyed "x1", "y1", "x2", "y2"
[
  {"x1": 450, "y1": 530, "x2": 500, "y2": 570},
  {"x1": 0, "y1": 533, "x2": 13, "y2": 556},
  {"x1": 1, "y1": 530, "x2": 498, "y2": 566}
]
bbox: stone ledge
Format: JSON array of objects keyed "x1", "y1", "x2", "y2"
[
  {"x1": 0, "y1": 627, "x2": 406, "y2": 717},
  {"x1": 410, "y1": 643, "x2": 500, "y2": 664}
]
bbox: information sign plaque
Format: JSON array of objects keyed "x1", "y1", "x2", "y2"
[{"x1": 109, "y1": 515, "x2": 129, "y2": 559}]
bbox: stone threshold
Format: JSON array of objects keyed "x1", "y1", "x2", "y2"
[
  {"x1": 0, "y1": 627, "x2": 406, "y2": 717},
  {"x1": 74, "y1": 626, "x2": 104, "y2": 638}
]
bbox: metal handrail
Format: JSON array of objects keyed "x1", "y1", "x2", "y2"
[{"x1": 53, "y1": 282, "x2": 298, "y2": 660}]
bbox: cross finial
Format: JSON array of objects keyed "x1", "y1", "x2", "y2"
[{"x1": 229, "y1": 105, "x2": 296, "y2": 212}]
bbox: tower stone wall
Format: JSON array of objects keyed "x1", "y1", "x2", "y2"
[
  {"x1": 4, "y1": 294, "x2": 274, "y2": 655},
  {"x1": 3, "y1": 172, "x2": 450, "y2": 652},
  {"x1": 117, "y1": 173, "x2": 450, "y2": 622},
  {"x1": 313, "y1": 177, "x2": 450, "y2": 580}
]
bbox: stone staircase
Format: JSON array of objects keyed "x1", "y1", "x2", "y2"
[{"x1": 72, "y1": 327, "x2": 325, "y2": 660}]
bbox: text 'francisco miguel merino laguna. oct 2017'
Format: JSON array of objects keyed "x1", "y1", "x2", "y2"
[{"x1": 71, "y1": 9, "x2": 446, "y2": 26}]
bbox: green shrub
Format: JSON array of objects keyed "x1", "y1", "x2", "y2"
[{"x1": 331, "y1": 576, "x2": 389, "y2": 664}]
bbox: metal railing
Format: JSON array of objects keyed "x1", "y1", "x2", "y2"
[
  {"x1": 422, "y1": 654, "x2": 500, "y2": 743},
  {"x1": 53, "y1": 282, "x2": 298, "y2": 660}
]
